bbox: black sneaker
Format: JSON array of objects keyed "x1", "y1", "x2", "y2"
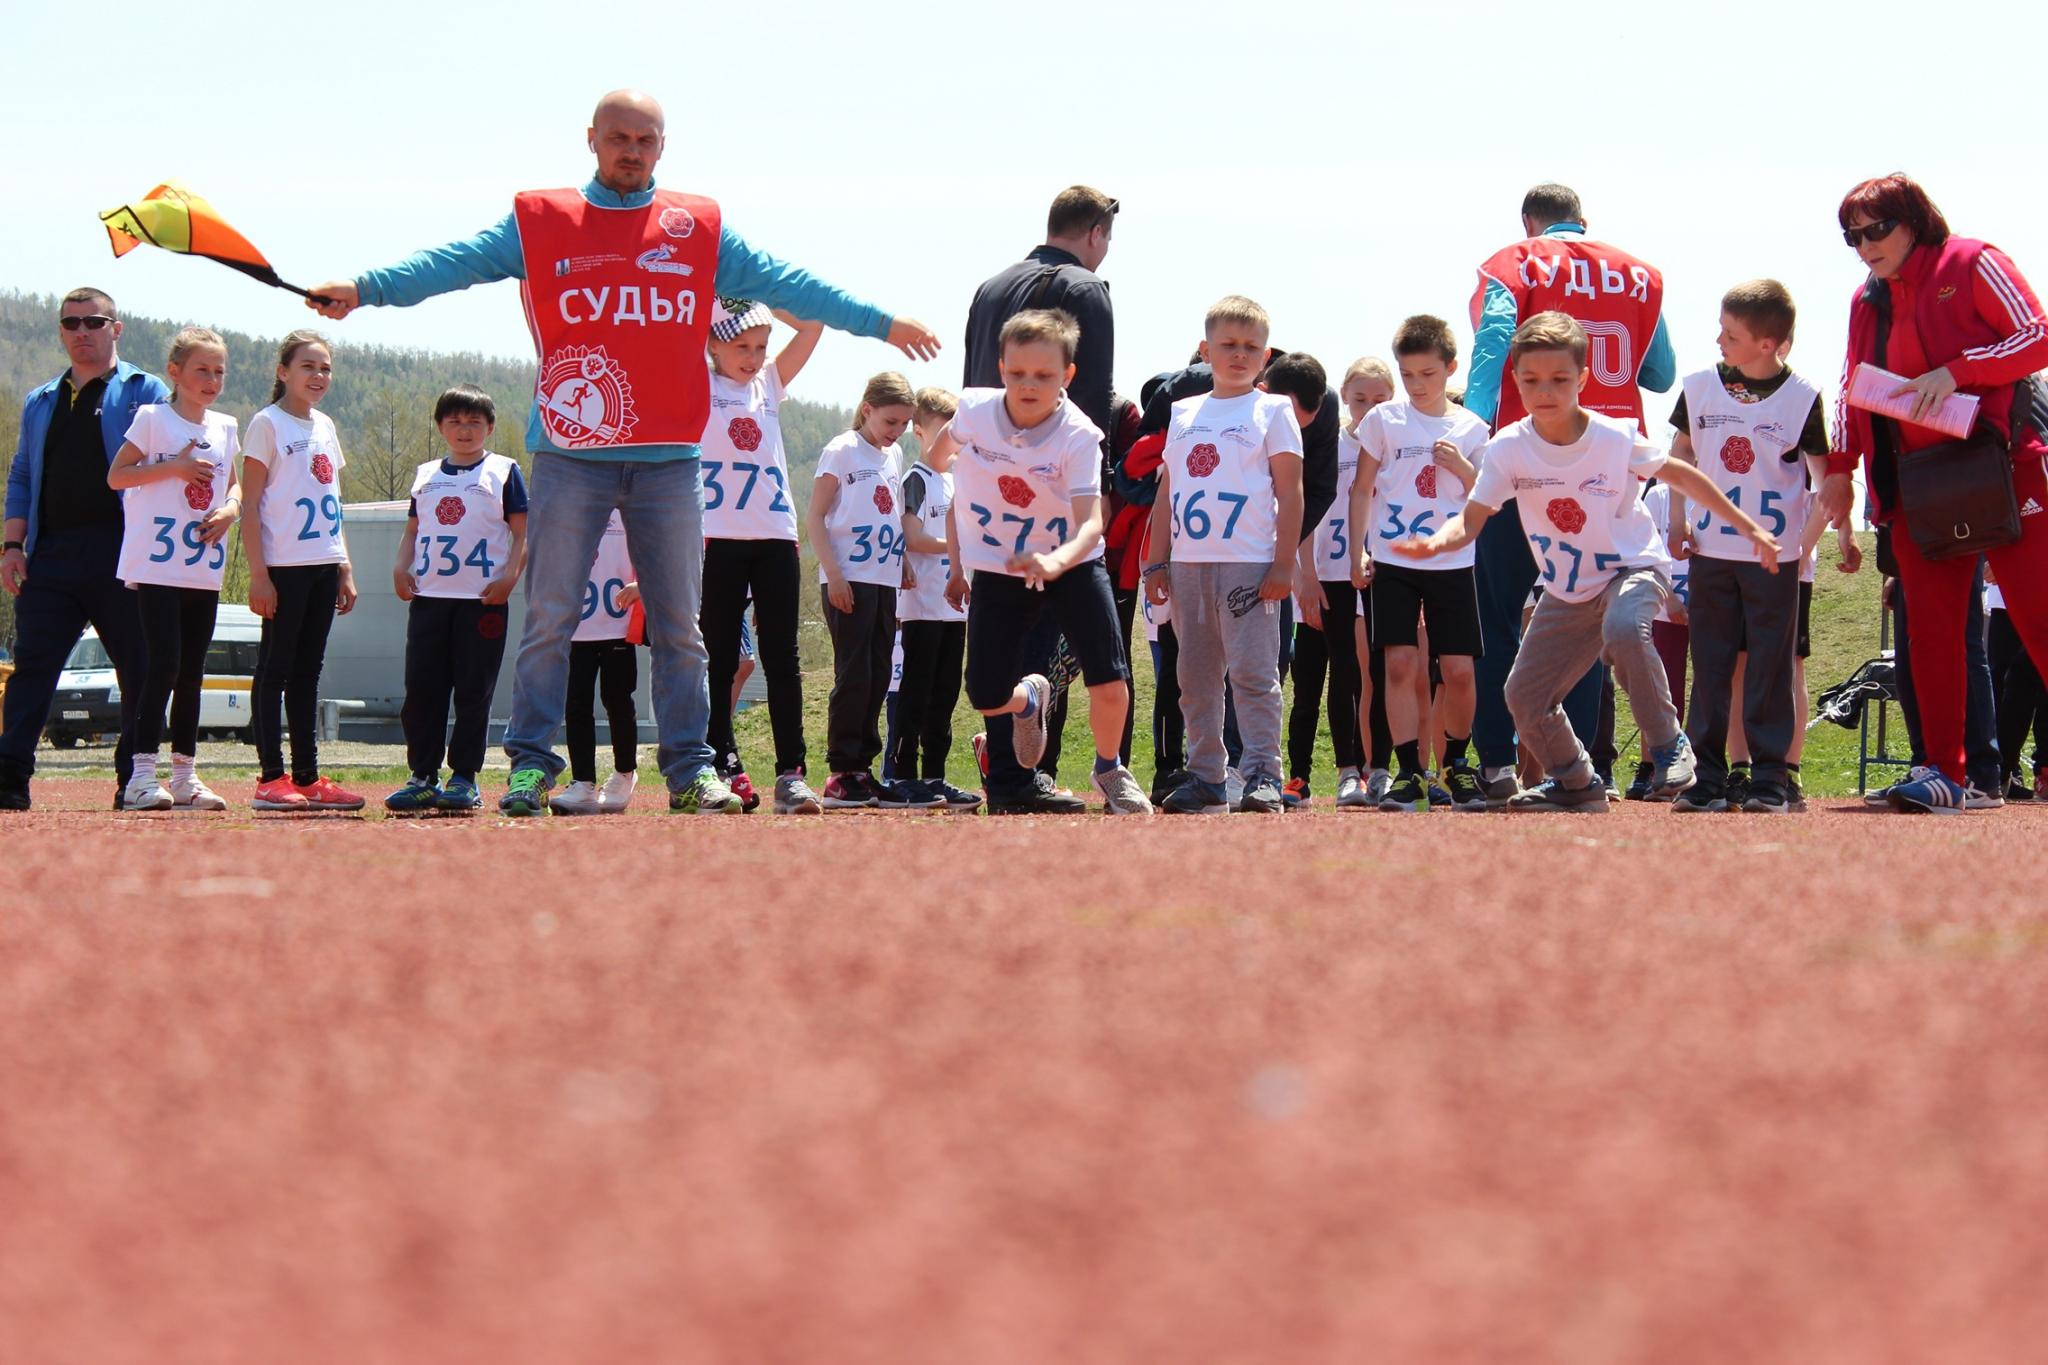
[
  {"x1": 1724, "y1": 767, "x2": 1751, "y2": 810},
  {"x1": 1672, "y1": 784, "x2": 1727, "y2": 813},
  {"x1": 1160, "y1": 775, "x2": 1230, "y2": 815},
  {"x1": 2006, "y1": 773, "x2": 2036, "y2": 804},
  {"x1": 987, "y1": 773, "x2": 1087, "y2": 815},
  {"x1": 1624, "y1": 760, "x2": 1655, "y2": 802},
  {"x1": 1445, "y1": 763, "x2": 1489, "y2": 811},
  {"x1": 876, "y1": 778, "x2": 944, "y2": 808},
  {"x1": 1425, "y1": 774, "x2": 1452, "y2": 808},
  {"x1": 1786, "y1": 772, "x2": 1808, "y2": 812},
  {"x1": 1742, "y1": 781, "x2": 1792, "y2": 814},
  {"x1": 927, "y1": 779, "x2": 984, "y2": 811},
  {"x1": 1150, "y1": 767, "x2": 1191, "y2": 807},
  {"x1": 1379, "y1": 772, "x2": 1429, "y2": 812},
  {"x1": 0, "y1": 776, "x2": 29, "y2": 812},
  {"x1": 1506, "y1": 778, "x2": 1609, "y2": 812}
]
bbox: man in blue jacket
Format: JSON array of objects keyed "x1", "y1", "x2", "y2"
[
  {"x1": 307, "y1": 88, "x2": 939, "y2": 815},
  {"x1": 1, "y1": 289, "x2": 165, "y2": 810}
]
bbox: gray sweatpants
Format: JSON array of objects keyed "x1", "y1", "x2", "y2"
[
  {"x1": 1504, "y1": 567, "x2": 1678, "y2": 788},
  {"x1": 1171, "y1": 561, "x2": 1283, "y2": 785}
]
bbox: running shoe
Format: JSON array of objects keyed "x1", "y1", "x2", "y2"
[
  {"x1": 1887, "y1": 766, "x2": 1969, "y2": 816},
  {"x1": 1863, "y1": 780, "x2": 1897, "y2": 807},
  {"x1": 1963, "y1": 780, "x2": 2004, "y2": 811},
  {"x1": 169, "y1": 770, "x2": 228, "y2": 811},
  {"x1": 1235, "y1": 776, "x2": 1285, "y2": 814},
  {"x1": 1785, "y1": 771, "x2": 1808, "y2": 813},
  {"x1": 1091, "y1": 764, "x2": 1154, "y2": 815},
  {"x1": 295, "y1": 776, "x2": 366, "y2": 811},
  {"x1": 987, "y1": 773, "x2": 1088, "y2": 815},
  {"x1": 1150, "y1": 767, "x2": 1191, "y2": 807},
  {"x1": 672, "y1": 769, "x2": 745, "y2": 813},
  {"x1": 1426, "y1": 775, "x2": 1452, "y2": 808},
  {"x1": 927, "y1": 779, "x2": 984, "y2": 811},
  {"x1": 728, "y1": 770, "x2": 761, "y2": 813},
  {"x1": 1159, "y1": 775, "x2": 1230, "y2": 815},
  {"x1": 1283, "y1": 776, "x2": 1310, "y2": 808},
  {"x1": 1648, "y1": 735, "x2": 1698, "y2": 801},
  {"x1": 774, "y1": 771, "x2": 824, "y2": 815},
  {"x1": 550, "y1": 779, "x2": 603, "y2": 815},
  {"x1": 1379, "y1": 771, "x2": 1428, "y2": 813},
  {"x1": 438, "y1": 775, "x2": 483, "y2": 811},
  {"x1": 1336, "y1": 770, "x2": 1370, "y2": 808},
  {"x1": 1723, "y1": 766, "x2": 1752, "y2": 811},
  {"x1": 1478, "y1": 766, "x2": 1518, "y2": 808},
  {"x1": 499, "y1": 768, "x2": 550, "y2": 816},
  {"x1": 2005, "y1": 773, "x2": 2036, "y2": 804},
  {"x1": 1366, "y1": 767, "x2": 1394, "y2": 804},
  {"x1": 1012, "y1": 674, "x2": 1052, "y2": 768},
  {"x1": 252, "y1": 776, "x2": 309, "y2": 811},
  {"x1": 821, "y1": 771, "x2": 882, "y2": 809},
  {"x1": 1624, "y1": 760, "x2": 1655, "y2": 802},
  {"x1": 877, "y1": 778, "x2": 945, "y2": 809},
  {"x1": 121, "y1": 771, "x2": 173, "y2": 811},
  {"x1": 1507, "y1": 778, "x2": 1609, "y2": 813},
  {"x1": 1673, "y1": 784, "x2": 1727, "y2": 813},
  {"x1": 1742, "y1": 781, "x2": 1792, "y2": 814},
  {"x1": 599, "y1": 770, "x2": 638, "y2": 813},
  {"x1": 1445, "y1": 763, "x2": 1489, "y2": 811},
  {"x1": 385, "y1": 774, "x2": 444, "y2": 813}
]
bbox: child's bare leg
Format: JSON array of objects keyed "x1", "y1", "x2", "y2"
[{"x1": 1086, "y1": 679, "x2": 1130, "y2": 763}]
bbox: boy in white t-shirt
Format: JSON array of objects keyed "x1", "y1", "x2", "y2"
[
  {"x1": 929, "y1": 310, "x2": 1149, "y2": 815},
  {"x1": 893, "y1": 387, "x2": 981, "y2": 810},
  {"x1": 386, "y1": 386, "x2": 529, "y2": 813},
  {"x1": 1143, "y1": 295, "x2": 1305, "y2": 814},
  {"x1": 1660, "y1": 280, "x2": 1831, "y2": 814},
  {"x1": 1392, "y1": 312, "x2": 1779, "y2": 812},
  {"x1": 1350, "y1": 316, "x2": 1492, "y2": 812}
]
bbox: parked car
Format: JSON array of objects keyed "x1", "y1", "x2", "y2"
[{"x1": 46, "y1": 605, "x2": 263, "y2": 748}]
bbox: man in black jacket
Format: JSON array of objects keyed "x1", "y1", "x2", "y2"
[{"x1": 963, "y1": 187, "x2": 1117, "y2": 434}]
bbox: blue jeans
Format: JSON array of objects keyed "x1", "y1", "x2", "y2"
[
  {"x1": 505, "y1": 453, "x2": 712, "y2": 790},
  {"x1": 1473, "y1": 504, "x2": 1604, "y2": 771},
  {"x1": 0, "y1": 526, "x2": 142, "y2": 789}
]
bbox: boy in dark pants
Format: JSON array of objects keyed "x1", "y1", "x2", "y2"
[
  {"x1": 894, "y1": 387, "x2": 981, "y2": 808},
  {"x1": 1661, "y1": 282, "x2": 1829, "y2": 813},
  {"x1": 386, "y1": 386, "x2": 528, "y2": 812}
]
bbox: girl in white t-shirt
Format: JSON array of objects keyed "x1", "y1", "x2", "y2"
[
  {"x1": 107, "y1": 327, "x2": 242, "y2": 811},
  {"x1": 699, "y1": 298, "x2": 823, "y2": 815},
  {"x1": 239, "y1": 331, "x2": 362, "y2": 812},
  {"x1": 805, "y1": 372, "x2": 916, "y2": 808}
]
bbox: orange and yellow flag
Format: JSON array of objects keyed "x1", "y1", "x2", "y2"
[{"x1": 99, "y1": 181, "x2": 325, "y2": 300}]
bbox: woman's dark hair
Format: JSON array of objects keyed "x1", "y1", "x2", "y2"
[
  {"x1": 434, "y1": 383, "x2": 496, "y2": 426},
  {"x1": 1838, "y1": 173, "x2": 1950, "y2": 249}
]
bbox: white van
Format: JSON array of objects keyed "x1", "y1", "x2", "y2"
[{"x1": 46, "y1": 604, "x2": 264, "y2": 748}]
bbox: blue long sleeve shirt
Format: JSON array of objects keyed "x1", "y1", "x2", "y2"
[
  {"x1": 355, "y1": 177, "x2": 895, "y2": 462},
  {"x1": 1465, "y1": 222, "x2": 1676, "y2": 426}
]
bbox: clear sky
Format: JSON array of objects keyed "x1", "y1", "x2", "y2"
[{"x1": 10, "y1": 0, "x2": 2046, "y2": 441}]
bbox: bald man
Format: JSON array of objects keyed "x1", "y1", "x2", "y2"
[{"x1": 309, "y1": 90, "x2": 939, "y2": 815}]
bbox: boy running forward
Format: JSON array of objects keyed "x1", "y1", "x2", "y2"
[
  {"x1": 931, "y1": 309, "x2": 1150, "y2": 815},
  {"x1": 1661, "y1": 280, "x2": 1829, "y2": 814},
  {"x1": 1391, "y1": 312, "x2": 1779, "y2": 811},
  {"x1": 1350, "y1": 316, "x2": 1491, "y2": 811},
  {"x1": 1143, "y1": 296, "x2": 1305, "y2": 815}
]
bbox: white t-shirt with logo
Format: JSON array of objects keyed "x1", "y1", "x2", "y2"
[
  {"x1": 815, "y1": 430, "x2": 905, "y2": 589},
  {"x1": 1679, "y1": 366, "x2": 1819, "y2": 565},
  {"x1": 1469, "y1": 415, "x2": 1668, "y2": 604},
  {"x1": 576, "y1": 511, "x2": 635, "y2": 642},
  {"x1": 116, "y1": 404, "x2": 238, "y2": 591},
  {"x1": 1357, "y1": 400, "x2": 1491, "y2": 571},
  {"x1": 407, "y1": 453, "x2": 520, "y2": 600},
  {"x1": 946, "y1": 388, "x2": 1105, "y2": 579},
  {"x1": 701, "y1": 361, "x2": 799, "y2": 542},
  {"x1": 244, "y1": 404, "x2": 348, "y2": 568},
  {"x1": 1310, "y1": 428, "x2": 1363, "y2": 581},
  {"x1": 899, "y1": 461, "x2": 966, "y2": 623},
  {"x1": 1162, "y1": 390, "x2": 1303, "y2": 564}
]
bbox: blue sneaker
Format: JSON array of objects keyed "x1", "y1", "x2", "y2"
[
  {"x1": 498, "y1": 768, "x2": 550, "y2": 816},
  {"x1": 1886, "y1": 765, "x2": 1969, "y2": 815},
  {"x1": 1648, "y1": 734, "x2": 1697, "y2": 799},
  {"x1": 1160, "y1": 775, "x2": 1230, "y2": 815},
  {"x1": 439, "y1": 774, "x2": 483, "y2": 811},
  {"x1": 384, "y1": 774, "x2": 442, "y2": 813}
]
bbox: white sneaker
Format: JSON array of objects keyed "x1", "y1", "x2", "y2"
[
  {"x1": 122, "y1": 772, "x2": 173, "y2": 811},
  {"x1": 1963, "y1": 781, "x2": 2004, "y2": 811},
  {"x1": 168, "y1": 771, "x2": 227, "y2": 810},
  {"x1": 1336, "y1": 771, "x2": 1369, "y2": 808},
  {"x1": 1365, "y1": 768, "x2": 1393, "y2": 803},
  {"x1": 1090, "y1": 764, "x2": 1154, "y2": 815},
  {"x1": 549, "y1": 779, "x2": 603, "y2": 815},
  {"x1": 599, "y1": 769, "x2": 639, "y2": 813}
]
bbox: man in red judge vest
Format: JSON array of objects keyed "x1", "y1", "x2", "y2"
[
  {"x1": 1462, "y1": 183, "x2": 1677, "y2": 804},
  {"x1": 308, "y1": 89, "x2": 939, "y2": 815}
]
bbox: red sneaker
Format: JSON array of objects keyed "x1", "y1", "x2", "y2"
[
  {"x1": 252, "y1": 776, "x2": 308, "y2": 811},
  {"x1": 1283, "y1": 776, "x2": 1311, "y2": 808},
  {"x1": 728, "y1": 771, "x2": 761, "y2": 813},
  {"x1": 294, "y1": 775, "x2": 366, "y2": 811}
]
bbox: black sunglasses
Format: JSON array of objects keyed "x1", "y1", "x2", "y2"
[
  {"x1": 59, "y1": 314, "x2": 115, "y2": 332},
  {"x1": 1842, "y1": 218, "x2": 1900, "y2": 249}
]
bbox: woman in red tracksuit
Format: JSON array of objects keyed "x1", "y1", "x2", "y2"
[{"x1": 1830, "y1": 173, "x2": 2048, "y2": 813}]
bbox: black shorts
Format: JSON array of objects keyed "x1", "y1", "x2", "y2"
[
  {"x1": 1733, "y1": 578, "x2": 1813, "y2": 658},
  {"x1": 1370, "y1": 560, "x2": 1483, "y2": 656},
  {"x1": 963, "y1": 559, "x2": 1128, "y2": 710}
]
